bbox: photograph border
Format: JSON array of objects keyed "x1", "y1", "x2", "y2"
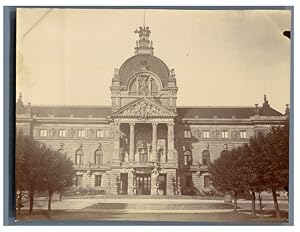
[{"x1": 3, "y1": 5, "x2": 294, "y2": 226}]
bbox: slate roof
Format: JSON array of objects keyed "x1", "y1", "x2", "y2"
[
  {"x1": 118, "y1": 54, "x2": 170, "y2": 87},
  {"x1": 176, "y1": 106, "x2": 283, "y2": 119},
  {"x1": 30, "y1": 105, "x2": 111, "y2": 118},
  {"x1": 28, "y1": 105, "x2": 283, "y2": 119}
]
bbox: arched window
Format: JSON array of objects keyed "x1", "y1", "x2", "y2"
[
  {"x1": 202, "y1": 150, "x2": 210, "y2": 165},
  {"x1": 75, "y1": 149, "x2": 84, "y2": 165},
  {"x1": 184, "y1": 150, "x2": 193, "y2": 165},
  {"x1": 94, "y1": 149, "x2": 103, "y2": 165}
]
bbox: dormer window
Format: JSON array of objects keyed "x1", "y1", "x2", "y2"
[
  {"x1": 96, "y1": 129, "x2": 104, "y2": 138},
  {"x1": 39, "y1": 129, "x2": 47, "y2": 137},
  {"x1": 58, "y1": 129, "x2": 66, "y2": 137},
  {"x1": 203, "y1": 130, "x2": 210, "y2": 139},
  {"x1": 240, "y1": 130, "x2": 247, "y2": 139},
  {"x1": 78, "y1": 129, "x2": 85, "y2": 138},
  {"x1": 221, "y1": 130, "x2": 228, "y2": 139},
  {"x1": 184, "y1": 130, "x2": 192, "y2": 139}
]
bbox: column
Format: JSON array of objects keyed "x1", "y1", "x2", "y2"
[
  {"x1": 129, "y1": 123, "x2": 135, "y2": 162},
  {"x1": 152, "y1": 123, "x2": 158, "y2": 162},
  {"x1": 113, "y1": 123, "x2": 120, "y2": 164},
  {"x1": 167, "y1": 122, "x2": 175, "y2": 162}
]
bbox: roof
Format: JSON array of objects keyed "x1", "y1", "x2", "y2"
[
  {"x1": 30, "y1": 105, "x2": 111, "y2": 118},
  {"x1": 28, "y1": 105, "x2": 283, "y2": 119},
  {"x1": 176, "y1": 106, "x2": 283, "y2": 119},
  {"x1": 118, "y1": 54, "x2": 170, "y2": 87}
]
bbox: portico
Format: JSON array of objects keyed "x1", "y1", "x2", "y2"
[{"x1": 116, "y1": 121, "x2": 175, "y2": 164}]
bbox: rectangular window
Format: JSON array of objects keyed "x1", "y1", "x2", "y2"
[
  {"x1": 221, "y1": 130, "x2": 228, "y2": 139},
  {"x1": 240, "y1": 130, "x2": 247, "y2": 139},
  {"x1": 184, "y1": 130, "x2": 191, "y2": 138},
  {"x1": 78, "y1": 129, "x2": 85, "y2": 138},
  {"x1": 96, "y1": 129, "x2": 104, "y2": 138},
  {"x1": 203, "y1": 130, "x2": 210, "y2": 138},
  {"x1": 95, "y1": 175, "x2": 102, "y2": 186},
  {"x1": 204, "y1": 176, "x2": 211, "y2": 188},
  {"x1": 39, "y1": 129, "x2": 48, "y2": 137},
  {"x1": 58, "y1": 129, "x2": 66, "y2": 137},
  {"x1": 75, "y1": 175, "x2": 83, "y2": 186}
]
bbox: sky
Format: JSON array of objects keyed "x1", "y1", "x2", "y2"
[{"x1": 16, "y1": 8, "x2": 291, "y2": 113}]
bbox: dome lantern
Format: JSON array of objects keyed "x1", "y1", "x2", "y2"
[{"x1": 134, "y1": 26, "x2": 154, "y2": 55}]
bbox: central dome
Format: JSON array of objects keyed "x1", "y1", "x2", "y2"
[{"x1": 118, "y1": 54, "x2": 170, "y2": 87}]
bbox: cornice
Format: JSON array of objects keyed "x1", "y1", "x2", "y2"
[{"x1": 32, "y1": 117, "x2": 111, "y2": 124}]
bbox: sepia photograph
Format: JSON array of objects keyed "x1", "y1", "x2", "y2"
[{"x1": 13, "y1": 7, "x2": 291, "y2": 224}]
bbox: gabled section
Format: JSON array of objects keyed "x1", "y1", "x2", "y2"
[{"x1": 113, "y1": 98, "x2": 176, "y2": 119}]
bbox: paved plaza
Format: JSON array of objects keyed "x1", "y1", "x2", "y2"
[{"x1": 17, "y1": 195, "x2": 289, "y2": 223}]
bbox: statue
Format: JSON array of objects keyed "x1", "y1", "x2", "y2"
[
  {"x1": 170, "y1": 68, "x2": 176, "y2": 79},
  {"x1": 139, "y1": 76, "x2": 148, "y2": 93},
  {"x1": 134, "y1": 26, "x2": 151, "y2": 38},
  {"x1": 113, "y1": 68, "x2": 119, "y2": 79}
]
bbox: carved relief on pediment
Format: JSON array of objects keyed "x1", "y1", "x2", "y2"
[{"x1": 121, "y1": 101, "x2": 171, "y2": 118}]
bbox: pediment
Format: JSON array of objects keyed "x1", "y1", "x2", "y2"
[{"x1": 113, "y1": 98, "x2": 176, "y2": 118}]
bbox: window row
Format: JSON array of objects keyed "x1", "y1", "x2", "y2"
[
  {"x1": 75, "y1": 149, "x2": 104, "y2": 165},
  {"x1": 183, "y1": 129, "x2": 248, "y2": 139},
  {"x1": 75, "y1": 174, "x2": 102, "y2": 187},
  {"x1": 38, "y1": 128, "x2": 109, "y2": 138},
  {"x1": 183, "y1": 150, "x2": 227, "y2": 166}
]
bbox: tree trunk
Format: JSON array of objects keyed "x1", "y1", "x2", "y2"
[
  {"x1": 251, "y1": 191, "x2": 256, "y2": 217},
  {"x1": 17, "y1": 190, "x2": 22, "y2": 216},
  {"x1": 233, "y1": 192, "x2": 238, "y2": 213},
  {"x1": 59, "y1": 192, "x2": 62, "y2": 202},
  {"x1": 29, "y1": 186, "x2": 34, "y2": 215},
  {"x1": 48, "y1": 191, "x2": 52, "y2": 211},
  {"x1": 272, "y1": 189, "x2": 281, "y2": 219},
  {"x1": 258, "y1": 192, "x2": 264, "y2": 217}
]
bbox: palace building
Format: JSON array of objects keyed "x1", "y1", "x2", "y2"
[{"x1": 16, "y1": 25, "x2": 288, "y2": 196}]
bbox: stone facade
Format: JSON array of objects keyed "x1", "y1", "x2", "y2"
[{"x1": 16, "y1": 25, "x2": 287, "y2": 196}]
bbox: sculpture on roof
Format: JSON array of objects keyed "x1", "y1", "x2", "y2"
[
  {"x1": 170, "y1": 68, "x2": 176, "y2": 79},
  {"x1": 113, "y1": 68, "x2": 119, "y2": 79},
  {"x1": 134, "y1": 26, "x2": 151, "y2": 38},
  {"x1": 263, "y1": 94, "x2": 270, "y2": 107}
]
